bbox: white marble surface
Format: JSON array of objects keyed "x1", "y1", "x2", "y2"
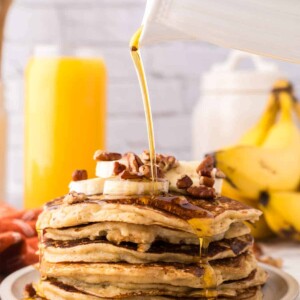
[{"x1": 261, "y1": 239, "x2": 300, "y2": 299}]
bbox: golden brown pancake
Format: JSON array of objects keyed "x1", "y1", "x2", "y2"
[
  {"x1": 40, "y1": 252, "x2": 257, "y2": 289},
  {"x1": 37, "y1": 194, "x2": 261, "y2": 237},
  {"x1": 44, "y1": 221, "x2": 250, "y2": 244},
  {"x1": 42, "y1": 234, "x2": 253, "y2": 264}
]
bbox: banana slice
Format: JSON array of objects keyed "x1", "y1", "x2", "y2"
[
  {"x1": 213, "y1": 178, "x2": 223, "y2": 194},
  {"x1": 69, "y1": 178, "x2": 105, "y2": 195},
  {"x1": 103, "y1": 179, "x2": 169, "y2": 196},
  {"x1": 95, "y1": 161, "x2": 118, "y2": 178},
  {"x1": 165, "y1": 161, "x2": 223, "y2": 194}
]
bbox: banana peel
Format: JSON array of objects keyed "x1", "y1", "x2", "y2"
[
  {"x1": 222, "y1": 180, "x2": 274, "y2": 240},
  {"x1": 259, "y1": 191, "x2": 300, "y2": 241},
  {"x1": 217, "y1": 79, "x2": 300, "y2": 241},
  {"x1": 215, "y1": 89, "x2": 300, "y2": 199}
]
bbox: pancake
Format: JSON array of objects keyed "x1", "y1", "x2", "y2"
[
  {"x1": 40, "y1": 252, "x2": 257, "y2": 289},
  {"x1": 44, "y1": 221, "x2": 251, "y2": 244},
  {"x1": 42, "y1": 234, "x2": 253, "y2": 264},
  {"x1": 37, "y1": 195, "x2": 261, "y2": 237},
  {"x1": 33, "y1": 267, "x2": 265, "y2": 299},
  {"x1": 33, "y1": 280, "x2": 263, "y2": 300}
]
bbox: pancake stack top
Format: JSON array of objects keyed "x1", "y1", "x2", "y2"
[{"x1": 24, "y1": 151, "x2": 267, "y2": 300}]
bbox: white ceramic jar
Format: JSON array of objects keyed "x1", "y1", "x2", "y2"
[{"x1": 192, "y1": 50, "x2": 284, "y2": 160}]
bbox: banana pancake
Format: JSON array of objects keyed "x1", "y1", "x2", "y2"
[
  {"x1": 42, "y1": 234, "x2": 253, "y2": 264},
  {"x1": 39, "y1": 252, "x2": 257, "y2": 288},
  {"x1": 37, "y1": 194, "x2": 261, "y2": 238},
  {"x1": 27, "y1": 284, "x2": 263, "y2": 300},
  {"x1": 44, "y1": 221, "x2": 250, "y2": 244},
  {"x1": 30, "y1": 266, "x2": 265, "y2": 300}
]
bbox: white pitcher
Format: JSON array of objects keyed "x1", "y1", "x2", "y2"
[{"x1": 140, "y1": 0, "x2": 300, "y2": 63}]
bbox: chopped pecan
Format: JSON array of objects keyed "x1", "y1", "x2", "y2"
[
  {"x1": 24, "y1": 283, "x2": 36, "y2": 297},
  {"x1": 141, "y1": 150, "x2": 178, "y2": 172},
  {"x1": 176, "y1": 175, "x2": 193, "y2": 189},
  {"x1": 139, "y1": 164, "x2": 151, "y2": 179},
  {"x1": 141, "y1": 150, "x2": 151, "y2": 161},
  {"x1": 258, "y1": 256, "x2": 283, "y2": 269},
  {"x1": 93, "y1": 150, "x2": 122, "y2": 161},
  {"x1": 125, "y1": 152, "x2": 143, "y2": 173},
  {"x1": 72, "y1": 169, "x2": 88, "y2": 181},
  {"x1": 200, "y1": 176, "x2": 215, "y2": 187},
  {"x1": 252, "y1": 242, "x2": 263, "y2": 258},
  {"x1": 120, "y1": 170, "x2": 143, "y2": 180},
  {"x1": 113, "y1": 162, "x2": 126, "y2": 175},
  {"x1": 63, "y1": 192, "x2": 87, "y2": 204},
  {"x1": 196, "y1": 156, "x2": 215, "y2": 177},
  {"x1": 215, "y1": 169, "x2": 226, "y2": 179},
  {"x1": 186, "y1": 185, "x2": 216, "y2": 199},
  {"x1": 139, "y1": 164, "x2": 164, "y2": 179},
  {"x1": 158, "y1": 154, "x2": 178, "y2": 172}
]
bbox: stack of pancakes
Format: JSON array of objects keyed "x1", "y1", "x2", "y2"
[{"x1": 25, "y1": 153, "x2": 267, "y2": 300}]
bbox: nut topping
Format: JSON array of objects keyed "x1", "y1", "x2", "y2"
[
  {"x1": 120, "y1": 170, "x2": 143, "y2": 180},
  {"x1": 125, "y1": 152, "x2": 143, "y2": 173},
  {"x1": 93, "y1": 150, "x2": 122, "y2": 161},
  {"x1": 199, "y1": 176, "x2": 215, "y2": 187},
  {"x1": 139, "y1": 164, "x2": 164, "y2": 179},
  {"x1": 63, "y1": 192, "x2": 87, "y2": 204},
  {"x1": 24, "y1": 284, "x2": 36, "y2": 298},
  {"x1": 215, "y1": 169, "x2": 226, "y2": 179},
  {"x1": 113, "y1": 162, "x2": 126, "y2": 175},
  {"x1": 139, "y1": 164, "x2": 152, "y2": 179},
  {"x1": 176, "y1": 175, "x2": 193, "y2": 189},
  {"x1": 186, "y1": 185, "x2": 216, "y2": 199},
  {"x1": 141, "y1": 150, "x2": 178, "y2": 172},
  {"x1": 196, "y1": 155, "x2": 215, "y2": 177},
  {"x1": 72, "y1": 169, "x2": 88, "y2": 181}
]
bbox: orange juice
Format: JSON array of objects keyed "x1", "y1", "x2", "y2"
[{"x1": 24, "y1": 54, "x2": 106, "y2": 208}]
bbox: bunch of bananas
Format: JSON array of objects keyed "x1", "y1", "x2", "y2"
[{"x1": 215, "y1": 80, "x2": 300, "y2": 240}]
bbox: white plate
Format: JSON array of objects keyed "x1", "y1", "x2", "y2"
[{"x1": 0, "y1": 263, "x2": 299, "y2": 300}]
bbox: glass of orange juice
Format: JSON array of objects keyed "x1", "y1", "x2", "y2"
[{"x1": 24, "y1": 46, "x2": 106, "y2": 208}]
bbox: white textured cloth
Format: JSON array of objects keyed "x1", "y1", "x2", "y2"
[{"x1": 140, "y1": 0, "x2": 300, "y2": 63}]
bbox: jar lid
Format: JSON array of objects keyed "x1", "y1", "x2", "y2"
[{"x1": 201, "y1": 50, "x2": 284, "y2": 92}]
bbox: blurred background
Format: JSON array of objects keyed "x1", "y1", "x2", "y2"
[{"x1": 3, "y1": 0, "x2": 300, "y2": 207}]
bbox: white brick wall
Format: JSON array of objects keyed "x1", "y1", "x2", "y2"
[{"x1": 3, "y1": 0, "x2": 300, "y2": 207}]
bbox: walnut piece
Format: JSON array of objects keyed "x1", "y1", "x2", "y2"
[
  {"x1": 186, "y1": 185, "x2": 216, "y2": 199},
  {"x1": 113, "y1": 162, "x2": 126, "y2": 175},
  {"x1": 72, "y1": 169, "x2": 88, "y2": 181},
  {"x1": 176, "y1": 175, "x2": 193, "y2": 189},
  {"x1": 93, "y1": 150, "x2": 122, "y2": 161},
  {"x1": 63, "y1": 192, "x2": 87, "y2": 204},
  {"x1": 196, "y1": 155, "x2": 215, "y2": 177}
]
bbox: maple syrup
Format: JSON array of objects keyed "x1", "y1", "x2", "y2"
[
  {"x1": 130, "y1": 27, "x2": 158, "y2": 187},
  {"x1": 130, "y1": 27, "x2": 218, "y2": 298}
]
